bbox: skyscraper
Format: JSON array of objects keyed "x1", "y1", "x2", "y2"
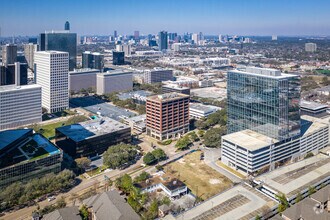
[
  {"x1": 227, "y1": 67, "x2": 301, "y2": 140},
  {"x1": 134, "y1": 31, "x2": 139, "y2": 40},
  {"x1": 64, "y1": 21, "x2": 70, "y2": 31},
  {"x1": 35, "y1": 51, "x2": 69, "y2": 113},
  {"x1": 39, "y1": 31, "x2": 77, "y2": 70},
  {"x1": 82, "y1": 51, "x2": 104, "y2": 71},
  {"x1": 112, "y1": 51, "x2": 125, "y2": 65},
  {"x1": 23, "y1": 43, "x2": 38, "y2": 71},
  {"x1": 158, "y1": 31, "x2": 168, "y2": 51},
  {"x1": 114, "y1": 30, "x2": 117, "y2": 39},
  {"x1": 1, "y1": 62, "x2": 28, "y2": 86},
  {"x1": 122, "y1": 44, "x2": 131, "y2": 56},
  {"x1": 2, "y1": 44, "x2": 17, "y2": 66}
]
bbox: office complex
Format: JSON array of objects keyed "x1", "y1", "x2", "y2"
[
  {"x1": 146, "y1": 93, "x2": 190, "y2": 140},
  {"x1": 69, "y1": 68, "x2": 100, "y2": 93},
  {"x1": 122, "y1": 44, "x2": 131, "y2": 56},
  {"x1": 1, "y1": 44, "x2": 17, "y2": 66},
  {"x1": 55, "y1": 117, "x2": 131, "y2": 158},
  {"x1": 113, "y1": 51, "x2": 125, "y2": 65},
  {"x1": 0, "y1": 129, "x2": 62, "y2": 187},
  {"x1": 0, "y1": 84, "x2": 42, "y2": 130},
  {"x1": 23, "y1": 43, "x2": 38, "y2": 71},
  {"x1": 305, "y1": 42, "x2": 317, "y2": 52},
  {"x1": 158, "y1": 31, "x2": 168, "y2": 51},
  {"x1": 64, "y1": 21, "x2": 70, "y2": 31},
  {"x1": 96, "y1": 69, "x2": 133, "y2": 95},
  {"x1": 82, "y1": 51, "x2": 104, "y2": 71},
  {"x1": 227, "y1": 67, "x2": 301, "y2": 140},
  {"x1": 35, "y1": 51, "x2": 69, "y2": 113},
  {"x1": 39, "y1": 31, "x2": 77, "y2": 70},
  {"x1": 222, "y1": 67, "x2": 329, "y2": 174},
  {"x1": 144, "y1": 69, "x2": 173, "y2": 84},
  {"x1": 300, "y1": 100, "x2": 328, "y2": 117}
]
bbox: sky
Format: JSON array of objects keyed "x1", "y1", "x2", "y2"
[{"x1": 0, "y1": 0, "x2": 330, "y2": 37}]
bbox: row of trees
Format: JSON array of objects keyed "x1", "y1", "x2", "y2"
[
  {"x1": 103, "y1": 143, "x2": 140, "y2": 169},
  {"x1": 143, "y1": 148, "x2": 167, "y2": 165},
  {"x1": 104, "y1": 92, "x2": 146, "y2": 114},
  {"x1": 175, "y1": 131, "x2": 200, "y2": 150},
  {"x1": 195, "y1": 109, "x2": 227, "y2": 130},
  {"x1": 0, "y1": 170, "x2": 75, "y2": 212}
]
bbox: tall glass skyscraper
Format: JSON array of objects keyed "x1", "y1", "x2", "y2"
[
  {"x1": 227, "y1": 67, "x2": 301, "y2": 140},
  {"x1": 39, "y1": 31, "x2": 77, "y2": 70},
  {"x1": 158, "y1": 31, "x2": 168, "y2": 51}
]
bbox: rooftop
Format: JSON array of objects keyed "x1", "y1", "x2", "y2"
[
  {"x1": 56, "y1": 117, "x2": 130, "y2": 142},
  {"x1": 222, "y1": 129, "x2": 277, "y2": 151},
  {"x1": 147, "y1": 92, "x2": 189, "y2": 102},
  {"x1": 35, "y1": 50, "x2": 68, "y2": 55},
  {"x1": 301, "y1": 115, "x2": 329, "y2": 136},
  {"x1": 189, "y1": 103, "x2": 221, "y2": 113},
  {"x1": 162, "y1": 84, "x2": 190, "y2": 90},
  {"x1": 83, "y1": 190, "x2": 140, "y2": 220},
  {"x1": 83, "y1": 51, "x2": 102, "y2": 55},
  {"x1": 0, "y1": 129, "x2": 32, "y2": 152},
  {"x1": 232, "y1": 67, "x2": 297, "y2": 79},
  {"x1": 98, "y1": 69, "x2": 133, "y2": 77},
  {"x1": 69, "y1": 68, "x2": 100, "y2": 75},
  {"x1": 43, "y1": 206, "x2": 81, "y2": 220},
  {"x1": 0, "y1": 84, "x2": 41, "y2": 93},
  {"x1": 300, "y1": 100, "x2": 328, "y2": 110}
]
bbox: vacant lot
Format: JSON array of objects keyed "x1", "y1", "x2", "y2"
[{"x1": 164, "y1": 151, "x2": 233, "y2": 200}]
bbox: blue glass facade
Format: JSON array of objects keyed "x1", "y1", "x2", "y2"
[
  {"x1": 227, "y1": 69, "x2": 301, "y2": 140},
  {"x1": 39, "y1": 32, "x2": 77, "y2": 70}
]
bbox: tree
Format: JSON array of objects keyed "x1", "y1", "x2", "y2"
[
  {"x1": 146, "y1": 199, "x2": 159, "y2": 220},
  {"x1": 103, "y1": 144, "x2": 138, "y2": 169},
  {"x1": 56, "y1": 196, "x2": 66, "y2": 208},
  {"x1": 143, "y1": 152, "x2": 156, "y2": 165},
  {"x1": 75, "y1": 157, "x2": 91, "y2": 171},
  {"x1": 188, "y1": 131, "x2": 199, "y2": 142},
  {"x1": 255, "y1": 215, "x2": 261, "y2": 220},
  {"x1": 203, "y1": 127, "x2": 225, "y2": 148},
  {"x1": 175, "y1": 136, "x2": 192, "y2": 150},
  {"x1": 134, "y1": 172, "x2": 150, "y2": 183},
  {"x1": 308, "y1": 186, "x2": 316, "y2": 196},
  {"x1": 151, "y1": 148, "x2": 167, "y2": 161},
  {"x1": 295, "y1": 192, "x2": 302, "y2": 204},
  {"x1": 321, "y1": 76, "x2": 329, "y2": 86},
  {"x1": 79, "y1": 205, "x2": 89, "y2": 220},
  {"x1": 275, "y1": 193, "x2": 289, "y2": 213},
  {"x1": 116, "y1": 174, "x2": 133, "y2": 193}
]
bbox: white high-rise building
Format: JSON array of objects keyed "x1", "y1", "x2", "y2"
[
  {"x1": 305, "y1": 43, "x2": 317, "y2": 52},
  {"x1": 272, "y1": 35, "x2": 277, "y2": 41},
  {"x1": 0, "y1": 84, "x2": 42, "y2": 130},
  {"x1": 35, "y1": 51, "x2": 69, "y2": 113},
  {"x1": 122, "y1": 44, "x2": 131, "y2": 56},
  {"x1": 116, "y1": 44, "x2": 123, "y2": 52},
  {"x1": 192, "y1": 33, "x2": 200, "y2": 44}
]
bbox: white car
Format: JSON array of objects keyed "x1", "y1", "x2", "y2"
[{"x1": 47, "y1": 196, "x2": 55, "y2": 202}]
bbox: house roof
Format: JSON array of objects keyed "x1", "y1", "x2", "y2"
[
  {"x1": 83, "y1": 190, "x2": 140, "y2": 220},
  {"x1": 43, "y1": 207, "x2": 81, "y2": 220}
]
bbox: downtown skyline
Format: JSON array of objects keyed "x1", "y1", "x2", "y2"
[{"x1": 1, "y1": 0, "x2": 330, "y2": 36}]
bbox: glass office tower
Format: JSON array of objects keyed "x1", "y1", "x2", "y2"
[
  {"x1": 158, "y1": 31, "x2": 168, "y2": 51},
  {"x1": 39, "y1": 31, "x2": 77, "y2": 70},
  {"x1": 227, "y1": 67, "x2": 301, "y2": 140}
]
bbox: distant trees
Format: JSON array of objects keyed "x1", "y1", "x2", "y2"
[
  {"x1": 104, "y1": 92, "x2": 146, "y2": 114},
  {"x1": 103, "y1": 144, "x2": 140, "y2": 169},
  {"x1": 275, "y1": 193, "x2": 289, "y2": 213},
  {"x1": 0, "y1": 170, "x2": 75, "y2": 212},
  {"x1": 175, "y1": 136, "x2": 192, "y2": 150},
  {"x1": 195, "y1": 109, "x2": 227, "y2": 130},
  {"x1": 143, "y1": 152, "x2": 156, "y2": 165}
]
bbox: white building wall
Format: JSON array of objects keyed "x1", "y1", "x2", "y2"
[
  {"x1": 0, "y1": 85, "x2": 42, "y2": 130},
  {"x1": 35, "y1": 51, "x2": 69, "y2": 113},
  {"x1": 96, "y1": 72, "x2": 133, "y2": 95}
]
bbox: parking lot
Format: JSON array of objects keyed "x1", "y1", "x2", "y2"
[{"x1": 70, "y1": 96, "x2": 136, "y2": 121}]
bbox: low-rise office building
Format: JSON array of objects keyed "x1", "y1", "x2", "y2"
[
  {"x1": 144, "y1": 69, "x2": 173, "y2": 84},
  {"x1": 162, "y1": 83, "x2": 190, "y2": 95},
  {"x1": 189, "y1": 103, "x2": 221, "y2": 119},
  {"x1": 121, "y1": 114, "x2": 146, "y2": 133},
  {"x1": 69, "y1": 68, "x2": 100, "y2": 93},
  {"x1": 55, "y1": 117, "x2": 131, "y2": 158},
  {"x1": 0, "y1": 129, "x2": 62, "y2": 187},
  {"x1": 300, "y1": 100, "x2": 328, "y2": 117},
  {"x1": 96, "y1": 69, "x2": 133, "y2": 95},
  {"x1": 146, "y1": 93, "x2": 190, "y2": 140},
  {"x1": 221, "y1": 115, "x2": 329, "y2": 174},
  {"x1": 0, "y1": 84, "x2": 42, "y2": 130}
]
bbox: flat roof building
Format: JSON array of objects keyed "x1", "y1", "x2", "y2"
[
  {"x1": 146, "y1": 93, "x2": 190, "y2": 140},
  {"x1": 82, "y1": 51, "x2": 104, "y2": 71},
  {"x1": 0, "y1": 84, "x2": 42, "y2": 130},
  {"x1": 144, "y1": 69, "x2": 173, "y2": 84},
  {"x1": 221, "y1": 115, "x2": 329, "y2": 174},
  {"x1": 189, "y1": 103, "x2": 221, "y2": 119},
  {"x1": 300, "y1": 100, "x2": 328, "y2": 117},
  {"x1": 0, "y1": 129, "x2": 62, "y2": 187},
  {"x1": 96, "y1": 69, "x2": 133, "y2": 95},
  {"x1": 35, "y1": 51, "x2": 69, "y2": 113},
  {"x1": 69, "y1": 68, "x2": 100, "y2": 93},
  {"x1": 162, "y1": 83, "x2": 190, "y2": 95},
  {"x1": 55, "y1": 117, "x2": 131, "y2": 158}
]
